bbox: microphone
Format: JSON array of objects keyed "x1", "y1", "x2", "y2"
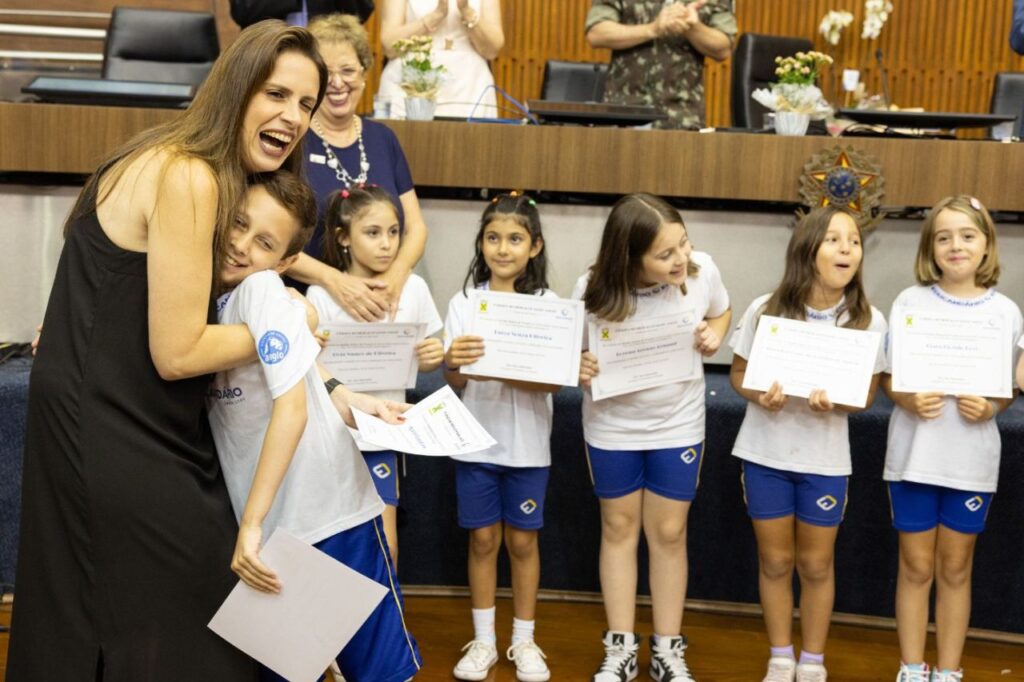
[{"x1": 876, "y1": 48, "x2": 892, "y2": 107}]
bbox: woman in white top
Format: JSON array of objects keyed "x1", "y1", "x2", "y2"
[
  {"x1": 378, "y1": 0, "x2": 504, "y2": 118},
  {"x1": 577, "y1": 193, "x2": 731, "y2": 682},
  {"x1": 883, "y1": 196, "x2": 1021, "y2": 682},
  {"x1": 730, "y1": 207, "x2": 887, "y2": 682}
]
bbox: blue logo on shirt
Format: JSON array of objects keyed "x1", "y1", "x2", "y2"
[{"x1": 258, "y1": 330, "x2": 289, "y2": 365}]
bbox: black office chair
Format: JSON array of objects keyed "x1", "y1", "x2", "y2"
[
  {"x1": 731, "y1": 33, "x2": 814, "y2": 128},
  {"x1": 102, "y1": 6, "x2": 220, "y2": 86},
  {"x1": 989, "y1": 72, "x2": 1024, "y2": 139},
  {"x1": 540, "y1": 60, "x2": 608, "y2": 102}
]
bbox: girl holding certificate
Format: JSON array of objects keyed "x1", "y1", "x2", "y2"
[
  {"x1": 729, "y1": 207, "x2": 887, "y2": 682},
  {"x1": 882, "y1": 196, "x2": 1021, "y2": 682},
  {"x1": 307, "y1": 185, "x2": 444, "y2": 567},
  {"x1": 443, "y1": 193, "x2": 557, "y2": 682},
  {"x1": 575, "y1": 193, "x2": 731, "y2": 682}
]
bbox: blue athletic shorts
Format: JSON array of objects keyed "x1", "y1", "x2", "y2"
[
  {"x1": 888, "y1": 480, "x2": 993, "y2": 535},
  {"x1": 586, "y1": 442, "x2": 704, "y2": 501},
  {"x1": 454, "y1": 461, "x2": 550, "y2": 530},
  {"x1": 741, "y1": 460, "x2": 848, "y2": 527},
  {"x1": 363, "y1": 450, "x2": 400, "y2": 506},
  {"x1": 258, "y1": 517, "x2": 421, "y2": 682}
]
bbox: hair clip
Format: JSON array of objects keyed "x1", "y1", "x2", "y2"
[
  {"x1": 340, "y1": 189, "x2": 350, "y2": 199},
  {"x1": 527, "y1": 198, "x2": 537, "y2": 207},
  {"x1": 968, "y1": 196, "x2": 982, "y2": 211}
]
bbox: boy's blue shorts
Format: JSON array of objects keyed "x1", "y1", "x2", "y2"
[
  {"x1": 586, "y1": 442, "x2": 704, "y2": 501},
  {"x1": 454, "y1": 461, "x2": 550, "y2": 530},
  {"x1": 259, "y1": 516, "x2": 421, "y2": 682},
  {"x1": 888, "y1": 480, "x2": 993, "y2": 535},
  {"x1": 363, "y1": 450, "x2": 400, "y2": 506},
  {"x1": 741, "y1": 460, "x2": 848, "y2": 527}
]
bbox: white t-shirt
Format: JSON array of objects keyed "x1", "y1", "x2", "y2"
[
  {"x1": 207, "y1": 270, "x2": 384, "y2": 545},
  {"x1": 443, "y1": 285, "x2": 555, "y2": 467},
  {"x1": 884, "y1": 284, "x2": 1023, "y2": 492},
  {"x1": 729, "y1": 293, "x2": 888, "y2": 476},
  {"x1": 572, "y1": 251, "x2": 730, "y2": 450},
  {"x1": 307, "y1": 274, "x2": 443, "y2": 451}
]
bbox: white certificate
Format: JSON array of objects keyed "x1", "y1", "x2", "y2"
[
  {"x1": 317, "y1": 322, "x2": 425, "y2": 391},
  {"x1": 742, "y1": 315, "x2": 882, "y2": 408},
  {"x1": 209, "y1": 529, "x2": 387, "y2": 682},
  {"x1": 352, "y1": 385, "x2": 496, "y2": 456},
  {"x1": 891, "y1": 307, "x2": 1013, "y2": 398},
  {"x1": 461, "y1": 289, "x2": 584, "y2": 386},
  {"x1": 589, "y1": 311, "x2": 701, "y2": 401}
]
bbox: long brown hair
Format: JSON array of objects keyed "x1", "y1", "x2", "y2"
[
  {"x1": 67, "y1": 20, "x2": 327, "y2": 274},
  {"x1": 761, "y1": 206, "x2": 872, "y2": 329},
  {"x1": 583, "y1": 193, "x2": 699, "y2": 322}
]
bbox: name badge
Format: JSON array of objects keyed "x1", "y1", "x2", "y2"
[{"x1": 309, "y1": 153, "x2": 326, "y2": 165}]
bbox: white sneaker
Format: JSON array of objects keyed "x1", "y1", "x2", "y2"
[
  {"x1": 895, "y1": 663, "x2": 931, "y2": 682},
  {"x1": 453, "y1": 639, "x2": 499, "y2": 681},
  {"x1": 763, "y1": 656, "x2": 797, "y2": 682},
  {"x1": 649, "y1": 635, "x2": 695, "y2": 681},
  {"x1": 931, "y1": 670, "x2": 963, "y2": 682},
  {"x1": 796, "y1": 662, "x2": 827, "y2": 682},
  {"x1": 593, "y1": 631, "x2": 640, "y2": 682},
  {"x1": 507, "y1": 640, "x2": 551, "y2": 682}
]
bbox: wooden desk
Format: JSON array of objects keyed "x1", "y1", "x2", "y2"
[{"x1": 3, "y1": 102, "x2": 1024, "y2": 210}]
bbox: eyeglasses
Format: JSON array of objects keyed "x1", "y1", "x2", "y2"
[{"x1": 326, "y1": 66, "x2": 364, "y2": 83}]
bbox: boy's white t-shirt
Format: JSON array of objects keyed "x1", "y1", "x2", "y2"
[
  {"x1": 729, "y1": 293, "x2": 888, "y2": 476},
  {"x1": 884, "y1": 284, "x2": 1023, "y2": 493},
  {"x1": 443, "y1": 285, "x2": 555, "y2": 468},
  {"x1": 207, "y1": 270, "x2": 384, "y2": 545},
  {"x1": 572, "y1": 251, "x2": 730, "y2": 450},
  {"x1": 307, "y1": 274, "x2": 443, "y2": 451}
]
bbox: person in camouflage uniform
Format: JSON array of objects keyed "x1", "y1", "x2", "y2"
[{"x1": 586, "y1": 0, "x2": 736, "y2": 130}]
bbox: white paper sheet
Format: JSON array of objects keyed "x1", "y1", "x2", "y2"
[
  {"x1": 589, "y1": 311, "x2": 700, "y2": 401},
  {"x1": 742, "y1": 315, "x2": 881, "y2": 408},
  {"x1": 462, "y1": 289, "x2": 584, "y2": 387},
  {"x1": 209, "y1": 529, "x2": 388, "y2": 682},
  {"x1": 317, "y1": 322, "x2": 425, "y2": 391},
  {"x1": 891, "y1": 307, "x2": 1013, "y2": 398},
  {"x1": 352, "y1": 385, "x2": 496, "y2": 456}
]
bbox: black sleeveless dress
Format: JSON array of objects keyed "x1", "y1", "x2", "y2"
[{"x1": 8, "y1": 212, "x2": 256, "y2": 680}]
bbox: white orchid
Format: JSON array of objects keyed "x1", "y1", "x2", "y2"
[
  {"x1": 862, "y1": 0, "x2": 894, "y2": 40},
  {"x1": 819, "y1": 10, "x2": 854, "y2": 46}
]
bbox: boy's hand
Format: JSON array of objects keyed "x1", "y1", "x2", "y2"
[
  {"x1": 231, "y1": 523, "x2": 280, "y2": 593},
  {"x1": 579, "y1": 351, "x2": 600, "y2": 387},
  {"x1": 757, "y1": 381, "x2": 787, "y2": 411},
  {"x1": 444, "y1": 335, "x2": 485, "y2": 368},
  {"x1": 693, "y1": 320, "x2": 721, "y2": 356},
  {"x1": 956, "y1": 395, "x2": 994, "y2": 423},
  {"x1": 416, "y1": 337, "x2": 444, "y2": 371},
  {"x1": 808, "y1": 388, "x2": 834, "y2": 412},
  {"x1": 286, "y1": 287, "x2": 319, "y2": 335},
  {"x1": 908, "y1": 391, "x2": 944, "y2": 420},
  {"x1": 346, "y1": 392, "x2": 410, "y2": 425}
]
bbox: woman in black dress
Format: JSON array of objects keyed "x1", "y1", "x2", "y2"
[{"x1": 8, "y1": 21, "x2": 326, "y2": 680}]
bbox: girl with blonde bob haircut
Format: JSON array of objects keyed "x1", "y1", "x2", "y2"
[{"x1": 914, "y1": 195, "x2": 1000, "y2": 288}]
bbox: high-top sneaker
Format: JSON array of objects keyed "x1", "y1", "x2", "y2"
[
  {"x1": 649, "y1": 635, "x2": 695, "y2": 681},
  {"x1": 592, "y1": 631, "x2": 640, "y2": 682}
]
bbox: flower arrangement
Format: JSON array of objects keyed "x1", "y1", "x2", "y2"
[
  {"x1": 392, "y1": 35, "x2": 446, "y2": 100},
  {"x1": 862, "y1": 0, "x2": 894, "y2": 40},
  {"x1": 752, "y1": 51, "x2": 834, "y2": 118},
  {"x1": 819, "y1": 10, "x2": 854, "y2": 46}
]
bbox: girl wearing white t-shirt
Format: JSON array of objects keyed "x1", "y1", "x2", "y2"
[
  {"x1": 307, "y1": 185, "x2": 444, "y2": 567},
  {"x1": 576, "y1": 193, "x2": 731, "y2": 682},
  {"x1": 729, "y1": 207, "x2": 887, "y2": 682},
  {"x1": 443, "y1": 192, "x2": 557, "y2": 682},
  {"x1": 883, "y1": 196, "x2": 1021, "y2": 682}
]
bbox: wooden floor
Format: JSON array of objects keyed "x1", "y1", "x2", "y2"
[{"x1": 2, "y1": 595, "x2": 1022, "y2": 680}]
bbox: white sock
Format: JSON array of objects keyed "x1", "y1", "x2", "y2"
[
  {"x1": 511, "y1": 617, "x2": 535, "y2": 645},
  {"x1": 472, "y1": 607, "x2": 496, "y2": 643}
]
